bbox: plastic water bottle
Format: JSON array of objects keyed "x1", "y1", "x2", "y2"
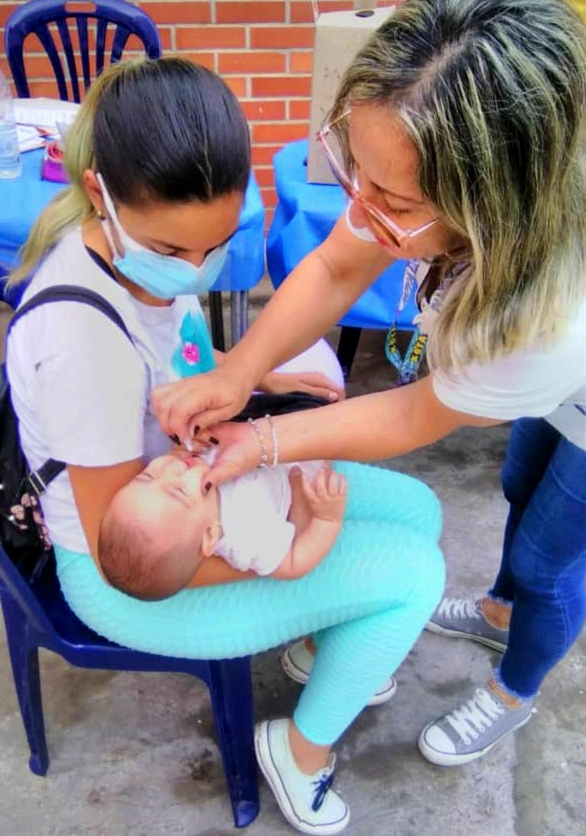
[{"x1": 0, "y1": 71, "x2": 21, "y2": 180}]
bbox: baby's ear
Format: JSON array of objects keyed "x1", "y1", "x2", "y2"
[{"x1": 201, "y1": 521, "x2": 222, "y2": 557}]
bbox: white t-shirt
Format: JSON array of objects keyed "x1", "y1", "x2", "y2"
[
  {"x1": 345, "y1": 205, "x2": 586, "y2": 449},
  {"x1": 215, "y1": 460, "x2": 322, "y2": 576},
  {"x1": 6, "y1": 229, "x2": 213, "y2": 553},
  {"x1": 432, "y1": 306, "x2": 586, "y2": 450}
]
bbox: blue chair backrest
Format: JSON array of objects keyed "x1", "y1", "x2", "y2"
[{"x1": 5, "y1": 0, "x2": 162, "y2": 103}]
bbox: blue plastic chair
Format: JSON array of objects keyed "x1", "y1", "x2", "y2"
[
  {"x1": 0, "y1": 545, "x2": 259, "y2": 828},
  {"x1": 5, "y1": 0, "x2": 161, "y2": 103}
]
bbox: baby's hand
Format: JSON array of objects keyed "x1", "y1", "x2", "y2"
[{"x1": 302, "y1": 465, "x2": 347, "y2": 524}]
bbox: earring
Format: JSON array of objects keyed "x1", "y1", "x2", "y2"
[{"x1": 96, "y1": 209, "x2": 106, "y2": 220}]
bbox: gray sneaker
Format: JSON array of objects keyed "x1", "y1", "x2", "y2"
[
  {"x1": 426, "y1": 597, "x2": 509, "y2": 652},
  {"x1": 282, "y1": 640, "x2": 397, "y2": 706},
  {"x1": 418, "y1": 683, "x2": 535, "y2": 766}
]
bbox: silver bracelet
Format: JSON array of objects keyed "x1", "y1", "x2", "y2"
[
  {"x1": 248, "y1": 417, "x2": 268, "y2": 467},
  {"x1": 265, "y1": 414, "x2": 278, "y2": 467}
]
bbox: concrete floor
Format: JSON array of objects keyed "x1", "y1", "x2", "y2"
[{"x1": 0, "y1": 293, "x2": 584, "y2": 836}]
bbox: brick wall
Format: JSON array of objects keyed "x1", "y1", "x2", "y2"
[{"x1": 0, "y1": 0, "x2": 387, "y2": 224}]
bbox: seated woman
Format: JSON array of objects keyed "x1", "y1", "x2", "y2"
[{"x1": 6, "y1": 57, "x2": 444, "y2": 835}]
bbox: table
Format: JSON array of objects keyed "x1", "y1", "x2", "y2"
[
  {"x1": 0, "y1": 148, "x2": 266, "y2": 349},
  {"x1": 266, "y1": 139, "x2": 417, "y2": 376}
]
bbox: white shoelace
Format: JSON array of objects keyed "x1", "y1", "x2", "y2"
[
  {"x1": 437, "y1": 597, "x2": 481, "y2": 620},
  {"x1": 447, "y1": 687, "x2": 505, "y2": 744}
]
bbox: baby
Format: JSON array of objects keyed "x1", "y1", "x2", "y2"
[{"x1": 98, "y1": 447, "x2": 346, "y2": 601}]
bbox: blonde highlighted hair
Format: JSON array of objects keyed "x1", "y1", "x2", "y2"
[
  {"x1": 9, "y1": 56, "x2": 250, "y2": 286},
  {"x1": 332, "y1": 0, "x2": 586, "y2": 370}
]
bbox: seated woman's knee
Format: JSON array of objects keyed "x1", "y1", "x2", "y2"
[{"x1": 379, "y1": 527, "x2": 445, "y2": 611}]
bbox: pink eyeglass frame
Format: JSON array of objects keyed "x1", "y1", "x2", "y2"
[{"x1": 317, "y1": 111, "x2": 438, "y2": 248}]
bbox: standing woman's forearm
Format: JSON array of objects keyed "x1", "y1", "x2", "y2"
[
  {"x1": 267, "y1": 377, "x2": 502, "y2": 465},
  {"x1": 151, "y1": 219, "x2": 392, "y2": 440},
  {"x1": 224, "y1": 218, "x2": 392, "y2": 388}
]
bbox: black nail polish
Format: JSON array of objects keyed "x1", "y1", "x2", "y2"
[
  {"x1": 209, "y1": 436, "x2": 219, "y2": 445},
  {"x1": 192, "y1": 425, "x2": 200, "y2": 437},
  {"x1": 203, "y1": 481, "x2": 212, "y2": 494},
  {"x1": 168, "y1": 434, "x2": 180, "y2": 445}
]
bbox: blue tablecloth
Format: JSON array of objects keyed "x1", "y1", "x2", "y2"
[
  {"x1": 266, "y1": 139, "x2": 417, "y2": 330},
  {"x1": 0, "y1": 148, "x2": 265, "y2": 306}
]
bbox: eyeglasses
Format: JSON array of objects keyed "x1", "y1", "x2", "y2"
[{"x1": 317, "y1": 111, "x2": 438, "y2": 249}]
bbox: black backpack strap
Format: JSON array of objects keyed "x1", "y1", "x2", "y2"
[
  {"x1": 7, "y1": 284, "x2": 132, "y2": 342},
  {"x1": 7, "y1": 285, "x2": 134, "y2": 496},
  {"x1": 25, "y1": 458, "x2": 72, "y2": 496}
]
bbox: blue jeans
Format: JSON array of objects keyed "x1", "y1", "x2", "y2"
[{"x1": 489, "y1": 418, "x2": 586, "y2": 699}]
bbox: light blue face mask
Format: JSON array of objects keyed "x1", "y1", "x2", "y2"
[{"x1": 97, "y1": 174, "x2": 230, "y2": 300}]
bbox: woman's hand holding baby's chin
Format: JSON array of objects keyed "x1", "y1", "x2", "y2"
[{"x1": 195, "y1": 421, "x2": 261, "y2": 492}]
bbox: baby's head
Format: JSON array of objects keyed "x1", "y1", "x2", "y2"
[{"x1": 98, "y1": 452, "x2": 221, "y2": 601}]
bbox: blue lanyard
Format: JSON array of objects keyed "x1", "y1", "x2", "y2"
[
  {"x1": 385, "y1": 323, "x2": 428, "y2": 387},
  {"x1": 385, "y1": 259, "x2": 430, "y2": 386},
  {"x1": 385, "y1": 259, "x2": 455, "y2": 387}
]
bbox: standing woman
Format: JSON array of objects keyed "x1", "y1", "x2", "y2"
[
  {"x1": 6, "y1": 57, "x2": 445, "y2": 834},
  {"x1": 154, "y1": 0, "x2": 586, "y2": 767}
]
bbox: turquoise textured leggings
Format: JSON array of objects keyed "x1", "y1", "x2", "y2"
[{"x1": 55, "y1": 462, "x2": 444, "y2": 745}]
